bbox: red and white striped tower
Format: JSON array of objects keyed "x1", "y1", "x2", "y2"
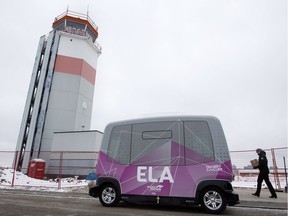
[{"x1": 15, "y1": 10, "x2": 101, "y2": 172}]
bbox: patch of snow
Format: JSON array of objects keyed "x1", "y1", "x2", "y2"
[
  {"x1": 0, "y1": 167, "x2": 89, "y2": 192},
  {"x1": 232, "y1": 175, "x2": 287, "y2": 189}
]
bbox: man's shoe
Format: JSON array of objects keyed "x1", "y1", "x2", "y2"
[
  {"x1": 252, "y1": 193, "x2": 259, "y2": 197},
  {"x1": 269, "y1": 195, "x2": 277, "y2": 198}
]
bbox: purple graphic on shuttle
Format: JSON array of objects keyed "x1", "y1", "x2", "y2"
[{"x1": 96, "y1": 140, "x2": 233, "y2": 197}]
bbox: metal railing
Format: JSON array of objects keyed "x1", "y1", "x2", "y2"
[
  {"x1": 54, "y1": 10, "x2": 99, "y2": 31},
  {"x1": 0, "y1": 151, "x2": 98, "y2": 190},
  {"x1": 230, "y1": 147, "x2": 288, "y2": 191}
]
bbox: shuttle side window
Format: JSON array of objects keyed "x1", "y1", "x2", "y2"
[
  {"x1": 107, "y1": 124, "x2": 131, "y2": 164},
  {"x1": 142, "y1": 130, "x2": 172, "y2": 140},
  {"x1": 184, "y1": 121, "x2": 214, "y2": 165}
]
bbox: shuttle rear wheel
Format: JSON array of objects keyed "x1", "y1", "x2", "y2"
[
  {"x1": 200, "y1": 187, "x2": 227, "y2": 214},
  {"x1": 99, "y1": 184, "x2": 120, "y2": 207}
]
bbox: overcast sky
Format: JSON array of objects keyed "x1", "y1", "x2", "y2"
[{"x1": 0, "y1": 0, "x2": 286, "y2": 152}]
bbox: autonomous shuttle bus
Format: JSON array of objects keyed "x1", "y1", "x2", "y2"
[{"x1": 89, "y1": 116, "x2": 239, "y2": 214}]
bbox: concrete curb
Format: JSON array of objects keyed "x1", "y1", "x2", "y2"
[{"x1": 234, "y1": 188, "x2": 288, "y2": 210}]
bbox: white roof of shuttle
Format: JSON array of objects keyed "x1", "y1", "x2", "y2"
[{"x1": 105, "y1": 115, "x2": 220, "y2": 127}]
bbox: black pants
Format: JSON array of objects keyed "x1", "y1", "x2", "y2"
[{"x1": 255, "y1": 172, "x2": 276, "y2": 196}]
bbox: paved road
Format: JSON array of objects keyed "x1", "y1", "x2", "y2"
[{"x1": 0, "y1": 189, "x2": 287, "y2": 216}]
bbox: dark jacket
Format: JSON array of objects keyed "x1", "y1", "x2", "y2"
[{"x1": 255, "y1": 150, "x2": 270, "y2": 174}]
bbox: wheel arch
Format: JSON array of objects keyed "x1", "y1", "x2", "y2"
[
  {"x1": 195, "y1": 180, "x2": 232, "y2": 202},
  {"x1": 97, "y1": 177, "x2": 122, "y2": 193}
]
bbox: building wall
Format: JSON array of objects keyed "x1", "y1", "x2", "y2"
[
  {"x1": 46, "y1": 130, "x2": 103, "y2": 176},
  {"x1": 40, "y1": 32, "x2": 101, "y2": 153},
  {"x1": 50, "y1": 130, "x2": 102, "y2": 152}
]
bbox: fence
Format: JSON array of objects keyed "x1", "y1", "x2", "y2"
[
  {"x1": 230, "y1": 147, "x2": 288, "y2": 191},
  {"x1": 0, "y1": 147, "x2": 287, "y2": 190},
  {"x1": 0, "y1": 151, "x2": 98, "y2": 190},
  {"x1": 230, "y1": 147, "x2": 287, "y2": 171}
]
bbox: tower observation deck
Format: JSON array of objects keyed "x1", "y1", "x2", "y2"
[
  {"x1": 53, "y1": 10, "x2": 100, "y2": 46},
  {"x1": 15, "y1": 10, "x2": 101, "y2": 172}
]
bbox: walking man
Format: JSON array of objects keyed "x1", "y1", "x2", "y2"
[{"x1": 252, "y1": 148, "x2": 277, "y2": 198}]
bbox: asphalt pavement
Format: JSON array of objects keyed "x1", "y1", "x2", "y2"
[
  {"x1": 78, "y1": 187, "x2": 288, "y2": 210},
  {"x1": 0, "y1": 187, "x2": 287, "y2": 211},
  {"x1": 234, "y1": 188, "x2": 288, "y2": 210}
]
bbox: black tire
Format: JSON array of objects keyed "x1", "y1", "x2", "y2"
[
  {"x1": 200, "y1": 187, "x2": 227, "y2": 214},
  {"x1": 99, "y1": 184, "x2": 120, "y2": 207}
]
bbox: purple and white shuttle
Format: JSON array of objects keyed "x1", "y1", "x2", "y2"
[{"x1": 89, "y1": 116, "x2": 239, "y2": 213}]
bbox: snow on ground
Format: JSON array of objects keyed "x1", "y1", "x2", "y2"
[
  {"x1": 232, "y1": 175, "x2": 287, "y2": 189},
  {"x1": 0, "y1": 167, "x2": 89, "y2": 192},
  {"x1": 0, "y1": 167, "x2": 287, "y2": 192}
]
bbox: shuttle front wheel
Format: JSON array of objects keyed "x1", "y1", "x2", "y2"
[
  {"x1": 200, "y1": 187, "x2": 227, "y2": 214},
  {"x1": 99, "y1": 184, "x2": 120, "y2": 207}
]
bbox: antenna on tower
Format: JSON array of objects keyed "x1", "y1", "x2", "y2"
[
  {"x1": 66, "y1": 5, "x2": 69, "y2": 12},
  {"x1": 87, "y1": 4, "x2": 89, "y2": 16}
]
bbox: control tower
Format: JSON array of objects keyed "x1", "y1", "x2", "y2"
[{"x1": 15, "y1": 10, "x2": 102, "y2": 172}]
